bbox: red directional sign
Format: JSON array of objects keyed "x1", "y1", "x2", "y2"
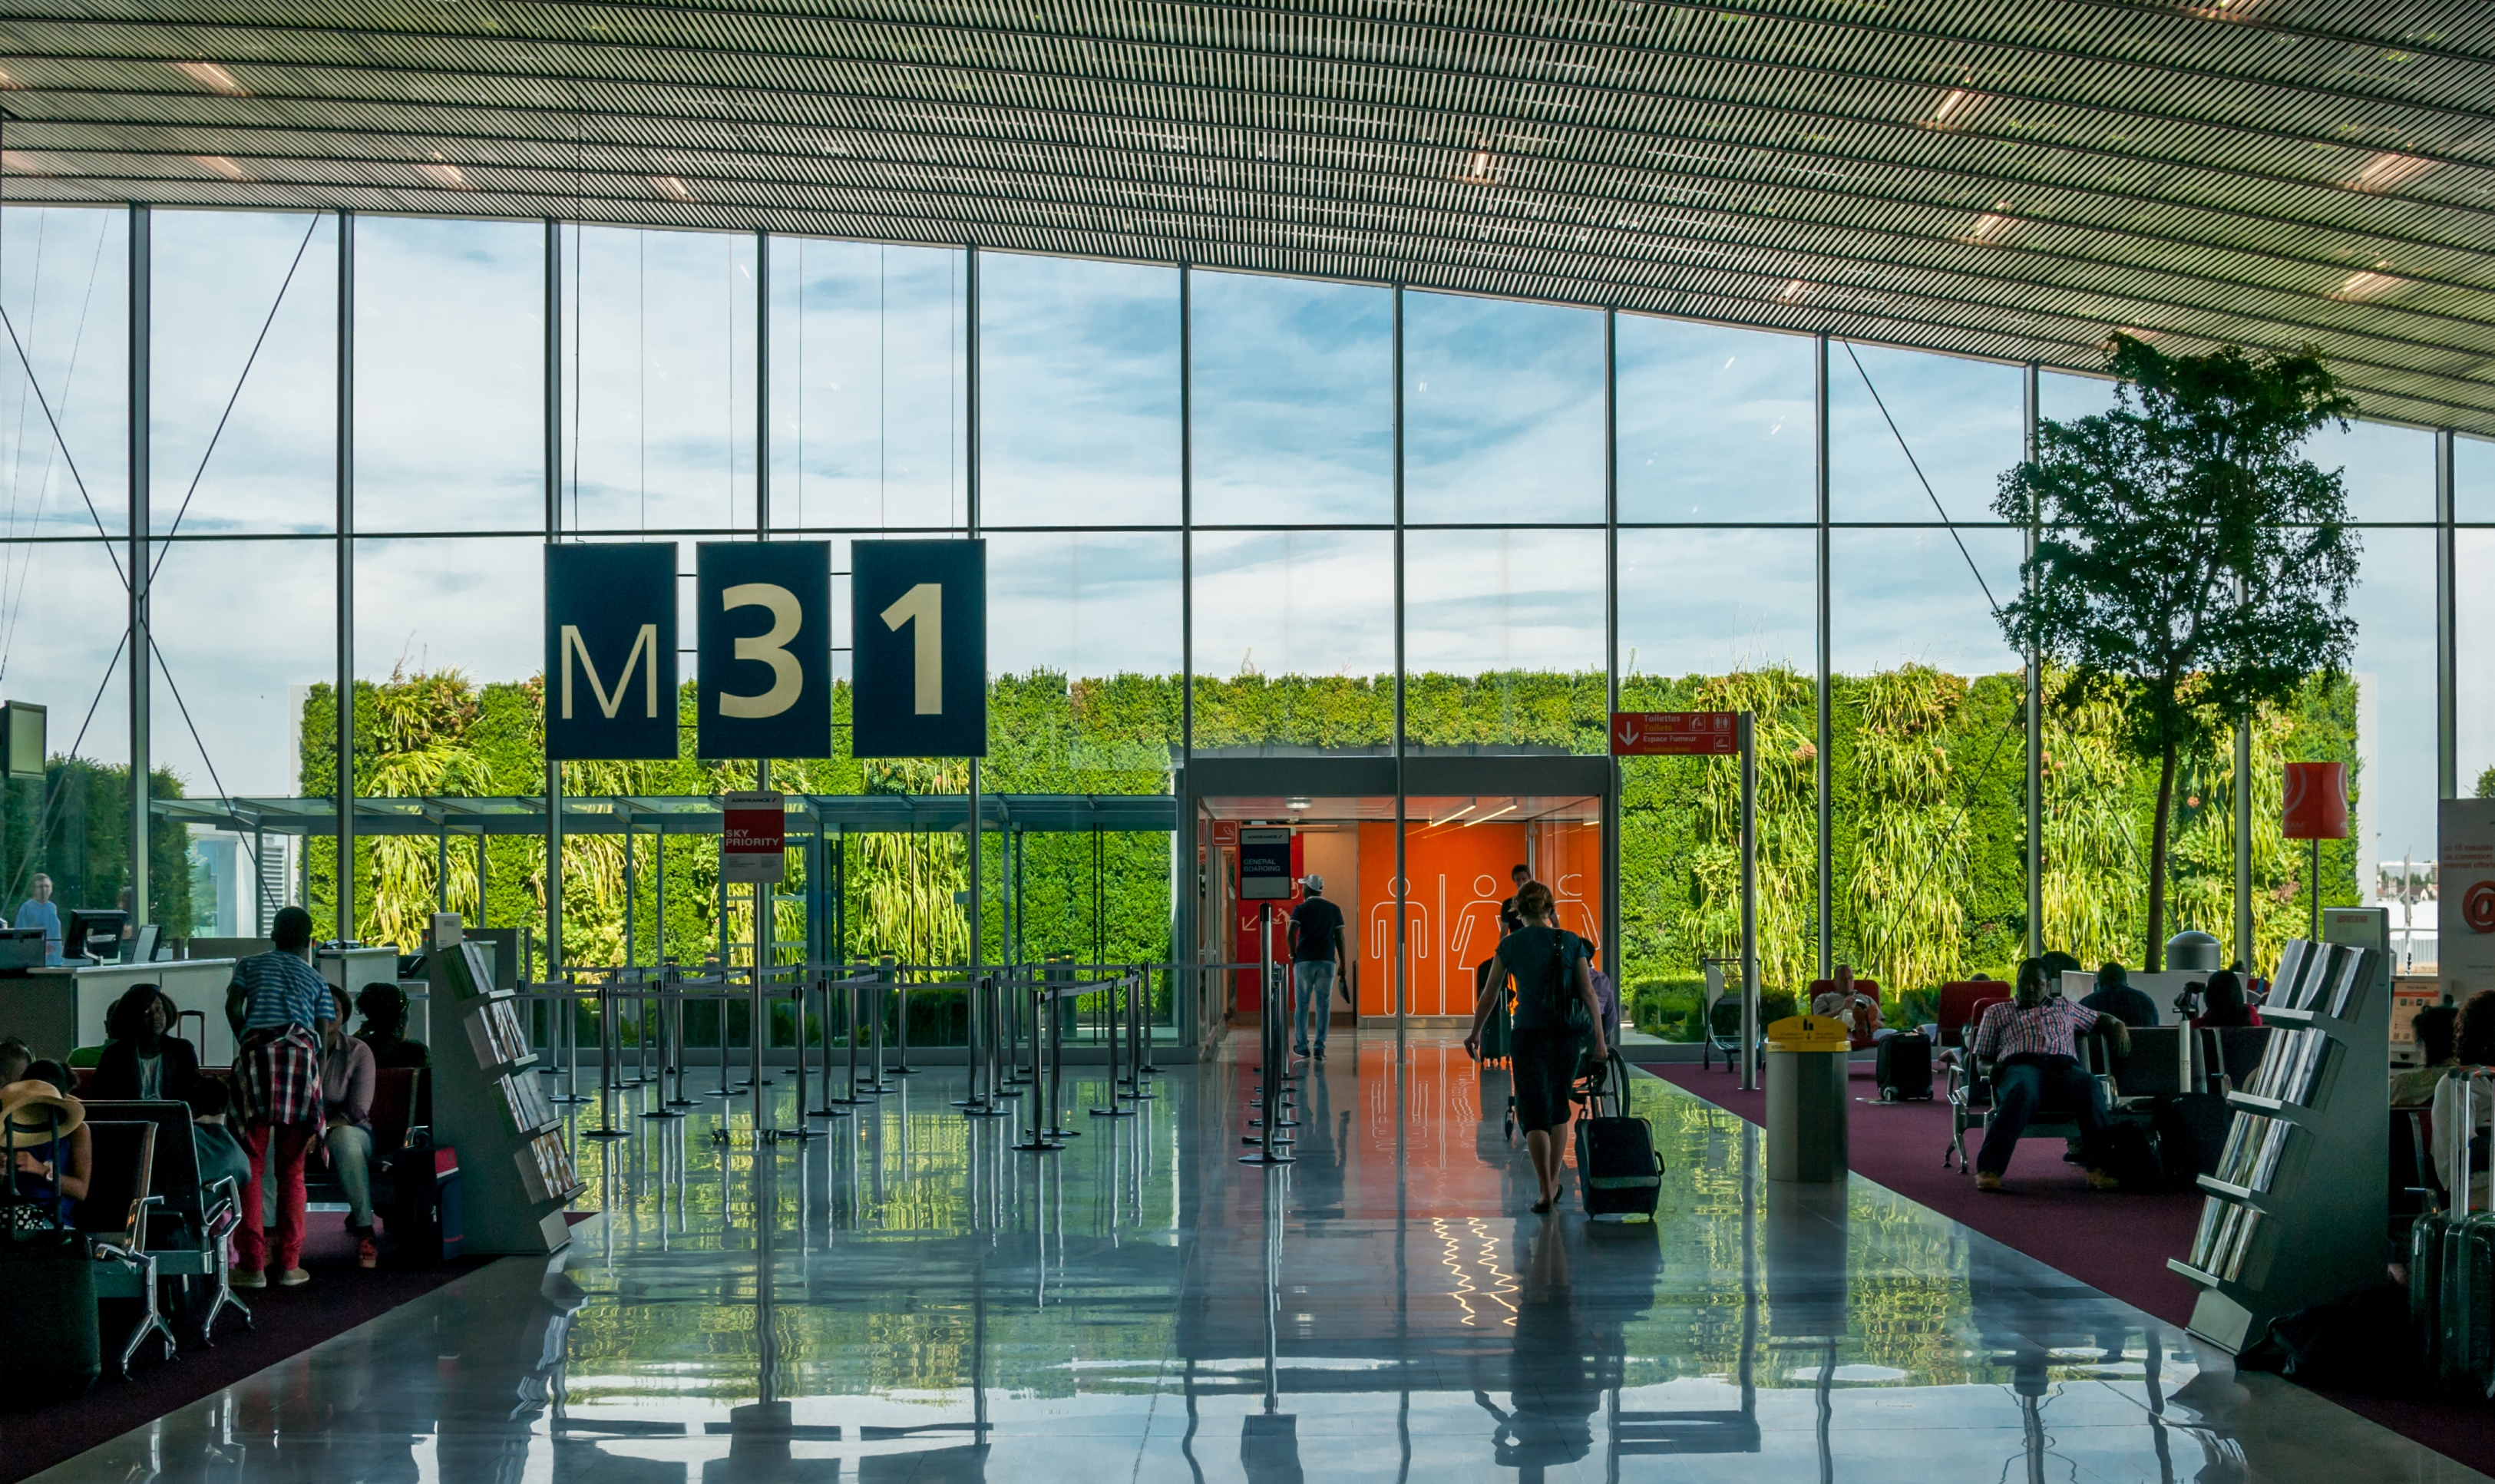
[{"x1": 1611, "y1": 711, "x2": 1739, "y2": 756}]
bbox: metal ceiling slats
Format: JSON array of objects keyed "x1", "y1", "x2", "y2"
[{"x1": 6, "y1": 2, "x2": 2495, "y2": 431}]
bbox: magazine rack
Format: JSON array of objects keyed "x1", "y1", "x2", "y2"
[
  {"x1": 427, "y1": 914, "x2": 582, "y2": 1254},
  {"x1": 2167, "y1": 907, "x2": 2391, "y2": 1353}
]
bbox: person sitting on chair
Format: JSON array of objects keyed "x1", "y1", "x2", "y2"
[
  {"x1": 2078, "y1": 962, "x2": 2160, "y2": 1028},
  {"x1": 1967, "y1": 959, "x2": 2129, "y2": 1193},
  {"x1": 5, "y1": 1061, "x2": 91, "y2": 1221},
  {"x1": 2392, "y1": 1004, "x2": 2460, "y2": 1106},
  {"x1": 88, "y1": 983, "x2": 204, "y2": 1104},
  {"x1": 353, "y1": 983, "x2": 430, "y2": 1070},
  {"x1": 2193, "y1": 969, "x2": 2262, "y2": 1029}
]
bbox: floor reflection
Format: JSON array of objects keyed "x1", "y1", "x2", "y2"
[{"x1": 27, "y1": 1033, "x2": 2486, "y2": 1482}]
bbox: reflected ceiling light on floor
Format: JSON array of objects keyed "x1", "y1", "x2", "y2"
[
  {"x1": 191, "y1": 154, "x2": 247, "y2": 181},
  {"x1": 654, "y1": 174, "x2": 695, "y2": 203},
  {"x1": 173, "y1": 60, "x2": 248, "y2": 96},
  {"x1": 2348, "y1": 152, "x2": 2434, "y2": 193},
  {"x1": 418, "y1": 154, "x2": 469, "y2": 189},
  {"x1": 1925, "y1": 88, "x2": 1978, "y2": 128}
]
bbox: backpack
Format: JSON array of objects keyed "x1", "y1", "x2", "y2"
[{"x1": 1543, "y1": 930, "x2": 1593, "y2": 1039}]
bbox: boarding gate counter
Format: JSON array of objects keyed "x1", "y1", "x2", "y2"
[{"x1": 0, "y1": 946, "x2": 411, "y2": 1066}]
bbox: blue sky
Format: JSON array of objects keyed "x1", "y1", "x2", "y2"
[{"x1": 0, "y1": 207, "x2": 2470, "y2": 861}]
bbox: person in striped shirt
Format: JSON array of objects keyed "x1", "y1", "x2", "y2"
[
  {"x1": 223, "y1": 905, "x2": 334, "y2": 1287},
  {"x1": 1968, "y1": 957, "x2": 2130, "y2": 1193}
]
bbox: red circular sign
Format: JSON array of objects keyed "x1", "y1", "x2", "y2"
[{"x1": 2466, "y1": 880, "x2": 2495, "y2": 936}]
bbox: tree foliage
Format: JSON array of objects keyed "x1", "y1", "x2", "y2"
[{"x1": 1994, "y1": 334, "x2": 2360, "y2": 967}]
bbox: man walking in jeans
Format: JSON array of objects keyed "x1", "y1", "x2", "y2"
[
  {"x1": 1288, "y1": 875, "x2": 1349, "y2": 1062},
  {"x1": 225, "y1": 906, "x2": 332, "y2": 1287}
]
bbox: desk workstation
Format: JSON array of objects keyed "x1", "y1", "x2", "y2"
[{"x1": 0, "y1": 945, "x2": 422, "y2": 1067}]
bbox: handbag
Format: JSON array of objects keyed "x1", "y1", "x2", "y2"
[
  {"x1": 4, "y1": 1114, "x2": 71, "y2": 1241},
  {"x1": 1548, "y1": 932, "x2": 1594, "y2": 1040}
]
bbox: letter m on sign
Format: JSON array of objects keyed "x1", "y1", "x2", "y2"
[{"x1": 545, "y1": 543, "x2": 679, "y2": 761}]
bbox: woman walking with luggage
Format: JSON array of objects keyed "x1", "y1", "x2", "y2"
[{"x1": 1465, "y1": 882, "x2": 1608, "y2": 1215}]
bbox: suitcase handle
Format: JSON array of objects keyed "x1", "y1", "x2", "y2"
[{"x1": 2455, "y1": 1070, "x2": 2495, "y2": 1218}]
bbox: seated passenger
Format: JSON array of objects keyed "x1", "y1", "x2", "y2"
[
  {"x1": 0, "y1": 1036, "x2": 32, "y2": 1087},
  {"x1": 2433, "y1": 991, "x2": 2495, "y2": 1211},
  {"x1": 354, "y1": 982, "x2": 429, "y2": 1070},
  {"x1": 2391, "y1": 1005, "x2": 2459, "y2": 1107},
  {"x1": 88, "y1": 983, "x2": 204, "y2": 1104},
  {"x1": 5, "y1": 1060, "x2": 91, "y2": 1222},
  {"x1": 2193, "y1": 969, "x2": 2262, "y2": 1029},
  {"x1": 183, "y1": 1077, "x2": 254, "y2": 1198},
  {"x1": 1968, "y1": 959, "x2": 2130, "y2": 1194},
  {"x1": 322, "y1": 987, "x2": 382, "y2": 1270},
  {"x1": 1811, "y1": 963, "x2": 1885, "y2": 1042},
  {"x1": 2079, "y1": 961, "x2": 2160, "y2": 1028}
]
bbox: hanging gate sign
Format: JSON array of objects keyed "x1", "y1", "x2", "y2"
[
  {"x1": 722, "y1": 791, "x2": 788, "y2": 884},
  {"x1": 544, "y1": 543, "x2": 679, "y2": 761},
  {"x1": 851, "y1": 538, "x2": 986, "y2": 759},
  {"x1": 697, "y1": 541, "x2": 833, "y2": 760}
]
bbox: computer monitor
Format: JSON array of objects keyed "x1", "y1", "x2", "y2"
[
  {"x1": 121, "y1": 922, "x2": 160, "y2": 965},
  {"x1": 64, "y1": 908, "x2": 127, "y2": 963},
  {"x1": 0, "y1": 926, "x2": 45, "y2": 973}
]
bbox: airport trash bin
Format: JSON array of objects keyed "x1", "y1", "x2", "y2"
[{"x1": 1765, "y1": 1014, "x2": 1850, "y2": 1183}]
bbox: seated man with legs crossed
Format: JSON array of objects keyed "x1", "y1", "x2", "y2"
[{"x1": 1968, "y1": 957, "x2": 2129, "y2": 1193}]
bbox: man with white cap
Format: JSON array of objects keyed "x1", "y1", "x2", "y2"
[{"x1": 1287, "y1": 874, "x2": 1350, "y2": 1063}]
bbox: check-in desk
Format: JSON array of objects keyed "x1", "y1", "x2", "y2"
[
  {"x1": 319, "y1": 946, "x2": 427, "y2": 1045},
  {"x1": 0, "y1": 959, "x2": 243, "y2": 1066}
]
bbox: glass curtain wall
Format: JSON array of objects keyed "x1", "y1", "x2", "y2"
[{"x1": 1, "y1": 203, "x2": 2474, "y2": 1039}]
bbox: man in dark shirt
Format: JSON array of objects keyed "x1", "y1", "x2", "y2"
[
  {"x1": 1288, "y1": 875, "x2": 1350, "y2": 1062},
  {"x1": 2078, "y1": 961, "x2": 2160, "y2": 1028},
  {"x1": 1496, "y1": 864, "x2": 1532, "y2": 938}
]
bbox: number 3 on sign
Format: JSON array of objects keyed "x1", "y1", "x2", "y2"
[
  {"x1": 717, "y1": 583, "x2": 804, "y2": 719},
  {"x1": 881, "y1": 582, "x2": 943, "y2": 715}
]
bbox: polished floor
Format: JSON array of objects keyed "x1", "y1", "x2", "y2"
[{"x1": 31, "y1": 1033, "x2": 2486, "y2": 1483}]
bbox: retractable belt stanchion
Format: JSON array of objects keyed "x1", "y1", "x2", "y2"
[
  {"x1": 891, "y1": 960, "x2": 917, "y2": 1076},
  {"x1": 584, "y1": 976, "x2": 627, "y2": 1139},
  {"x1": 808, "y1": 965, "x2": 853, "y2": 1119},
  {"x1": 1015, "y1": 970, "x2": 1062, "y2": 1152},
  {"x1": 1044, "y1": 973, "x2": 1082, "y2": 1142},
  {"x1": 768, "y1": 964, "x2": 820, "y2": 1141},
  {"x1": 548, "y1": 973, "x2": 588, "y2": 1105},
  {"x1": 1135, "y1": 963, "x2": 1161, "y2": 1076},
  {"x1": 711, "y1": 967, "x2": 735, "y2": 1102},
  {"x1": 642, "y1": 968, "x2": 686, "y2": 1120},
  {"x1": 954, "y1": 965, "x2": 988, "y2": 1113},
  {"x1": 827, "y1": 963, "x2": 870, "y2": 1109},
  {"x1": 1123, "y1": 966, "x2": 1153, "y2": 1102},
  {"x1": 1090, "y1": 970, "x2": 1132, "y2": 1118},
  {"x1": 865, "y1": 957, "x2": 894, "y2": 1095},
  {"x1": 992, "y1": 970, "x2": 1020, "y2": 1100},
  {"x1": 664, "y1": 964, "x2": 697, "y2": 1109},
  {"x1": 1241, "y1": 907, "x2": 1294, "y2": 1165},
  {"x1": 966, "y1": 974, "x2": 1012, "y2": 1119}
]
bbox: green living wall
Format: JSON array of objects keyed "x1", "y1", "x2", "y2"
[{"x1": 268, "y1": 661, "x2": 2357, "y2": 1038}]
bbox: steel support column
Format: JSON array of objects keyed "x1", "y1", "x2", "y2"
[
  {"x1": 1813, "y1": 333, "x2": 1832, "y2": 978},
  {"x1": 543, "y1": 219, "x2": 564, "y2": 982},
  {"x1": 1177, "y1": 264, "x2": 1195, "y2": 1049},
  {"x1": 2024, "y1": 363, "x2": 2044, "y2": 960},
  {"x1": 1602, "y1": 306, "x2": 1621, "y2": 997},
  {"x1": 127, "y1": 205, "x2": 150, "y2": 930},
  {"x1": 2437, "y1": 428, "x2": 2458, "y2": 804},
  {"x1": 1392, "y1": 283, "x2": 1408, "y2": 1054},
  {"x1": 335, "y1": 210, "x2": 355, "y2": 943}
]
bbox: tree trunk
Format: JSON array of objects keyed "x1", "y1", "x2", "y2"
[{"x1": 2146, "y1": 742, "x2": 2177, "y2": 973}]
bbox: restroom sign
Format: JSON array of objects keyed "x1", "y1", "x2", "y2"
[
  {"x1": 722, "y1": 791, "x2": 787, "y2": 884},
  {"x1": 1611, "y1": 711, "x2": 1737, "y2": 756}
]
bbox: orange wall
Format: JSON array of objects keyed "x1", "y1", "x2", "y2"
[{"x1": 1355, "y1": 821, "x2": 1524, "y2": 1016}]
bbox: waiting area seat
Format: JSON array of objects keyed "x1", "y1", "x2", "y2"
[
  {"x1": 81, "y1": 1099, "x2": 253, "y2": 1353},
  {"x1": 74, "y1": 1120, "x2": 178, "y2": 1378}
]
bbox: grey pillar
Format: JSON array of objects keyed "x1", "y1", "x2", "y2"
[
  {"x1": 336, "y1": 210, "x2": 355, "y2": 942},
  {"x1": 1177, "y1": 265, "x2": 1195, "y2": 1043},
  {"x1": 127, "y1": 204, "x2": 150, "y2": 928},
  {"x1": 543, "y1": 219, "x2": 563, "y2": 980},
  {"x1": 2024, "y1": 364, "x2": 2042, "y2": 959},
  {"x1": 1602, "y1": 306, "x2": 1621, "y2": 993},
  {"x1": 2437, "y1": 428, "x2": 2458, "y2": 802},
  {"x1": 1813, "y1": 334, "x2": 1832, "y2": 978},
  {"x1": 1393, "y1": 283, "x2": 1408, "y2": 1049}
]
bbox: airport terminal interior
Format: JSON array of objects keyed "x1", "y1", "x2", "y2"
[{"x1": 5, "y1": 2, "x2": 2495, "y2": 1480}]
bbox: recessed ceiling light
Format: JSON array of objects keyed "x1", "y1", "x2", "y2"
[
  {"x1": 173, "y1": 60, "x2": 247, "y2": 97},
  {"x1": 0, "y1": 150, "x2": 45, "y2": 177},
  {"x1": 1457, "y1": 149, "x2": 1496, "y2": 184},
  {"x1": 2347, "y1": 152, "x2": 2433, "y2": 193},
  {"x1": 1926, "y1": 88, "x2": 1978, "y2": 128},
  {"x1": 1286, "y1": 797, "x2": 1310, "y2": 811},
  {"x1": 417, "y1": 153, "x2": 468, "y2": 189},
  {"x1": 2336, "y1": 267, "x2": 2402, "y2": 300},
  {"x1": 1965, "y1": 205, "x2": 2014, "y2": 243},
  {"x1": 191, "y1": 154, "x2": 246, "y2": 181},
  {"x1": 654, "y1": 174, "x2": 695, "y2": 202},
  {"x1": 1777, "y1": 278, "x2": 1809, "y2": 302}
]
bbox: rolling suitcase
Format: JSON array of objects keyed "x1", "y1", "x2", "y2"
[
  {"x1": 2153, "y1": 1094, "x2": 2231, "y2": 1191},
  {"x1": 2, "y1": 1113, "x2": 101, "y2": 1399},
  {"x1": 1575, "y1": 1056, "x2": 1664, "y2": 1220},
  {"x1": 1875, "y1": 1032, "x2": 1932, "y2": 1101},
  {"x1": 2438, "y1": 1071, "x2": 2495, "y2": 1396}
]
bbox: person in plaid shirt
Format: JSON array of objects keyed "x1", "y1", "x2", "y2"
[
  {"x1": 224, "y1": 905, "x2": 334, "y2": 1287},
  {"x1": 1967, "y1": 957, "x2": 2130, "y2": 1193}
]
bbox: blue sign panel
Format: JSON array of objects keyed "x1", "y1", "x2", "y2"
[
  {"x1": 696, "y1": 541, "x2": 832, "y2": 760},
  {"x1": 850, "y1": 538, "x2": 986, "y2": 759},
  {"x1": 544, "y1": 543, "x2": 678, "y2": 761}
]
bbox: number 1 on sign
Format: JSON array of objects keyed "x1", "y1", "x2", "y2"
[{"x1": 881, "y1": 582, "x2": 943, "y2": 714}]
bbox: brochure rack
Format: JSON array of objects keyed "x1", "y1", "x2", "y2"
[
  {"x1": 427, "y1": 916, "x2": 582, "y2": 1254},
  {"x1": 2168, "y1": 907, "x2": 2391, "y2": 1354}
]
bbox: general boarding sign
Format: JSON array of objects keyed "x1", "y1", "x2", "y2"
[{"x1": 1611, "y1": 711, "x2": 1738, "y2": 756}]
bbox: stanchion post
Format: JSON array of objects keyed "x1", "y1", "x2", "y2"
[
  {"x1": 1241, "y1": 905, "x2": 1294, "y2": 1164},
  {"x1": 867, "y1": 958, "x2": 890, "y2": 1095},
  {"x1": 1738, "y1": 709, "x2": 1761, "y2": 1094},
  {"x1": 1016, "y1": 973, "x2": 1061, "y2": 1152},
  {"x1": 1091, "y1": 969, "x2": 1131, "y2": 1118},
  {"x1": 1135, "y1": 963, "x2": 1161, "y2": 1075}
]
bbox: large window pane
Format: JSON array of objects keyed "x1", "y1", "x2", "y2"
[
  {"x1": 771, "y1": 240, "x2": 963, "y2": 532},
  {"x1": 150, "y1": 210, "x2": 335, "y2": 535},
  {"x1": 2348, "y1": 527, "x2": 2440, "y2": 967},
  {"x1": 566, "y1": 226, "x2": 757, "y2": 534},
  {"x1": 1404, "y1": 293, "x2": 1603, "y2": 524},
  {"x1": 150, "y1": 537, "x2": 330, "y2": 798},
  {"x1": 986, "y1": 530, "x2": 1182, "y2": 755},
  {"x1": 2460, "y1": 529, "x2": 2495, "y2": 803},
  {"x1": 1190, "y1": 271, "x2": 1391, "y2": 527},
  {"x1": 1191, "y1": 530, "x2": 1393, "y2": 750},
  {"x1": 979, "y1": 254, "x2": 1178, "y2": 527},
  {"x1": 1829, "y1": 526, "x2": 2026, "y2": 997},
  {"x1": 1616, "y1": 528, "x2": 1819, "y2": 1033},
  {"x1": 2319, "y1": 418, "x2": 2431, "y2": 524},
  {"x1": 1616, "y1": 317, "x2": 1813, "y2": 524},
  {"x1": 1, "y1": 207, "x2": 127, "y2": 537},
  {"x1": 1403, "y1": 527, "x2": 1605, "y2": 749},
  {"x1": 2460, "y1": 434, "x2": 2494, "y2": 523},
  {"x1": 2039, "y1": 369, "x2": 2117, "y2": 425},
  {"x1": 1830, "y1": 344, "x2": 2022, "y2": 524},
  {"x1": 354, "y1": 217, "x2": 540, "y2": 534},
  {"x1": 351, "y1": 535, "x2": 544, "y2": 781}
]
